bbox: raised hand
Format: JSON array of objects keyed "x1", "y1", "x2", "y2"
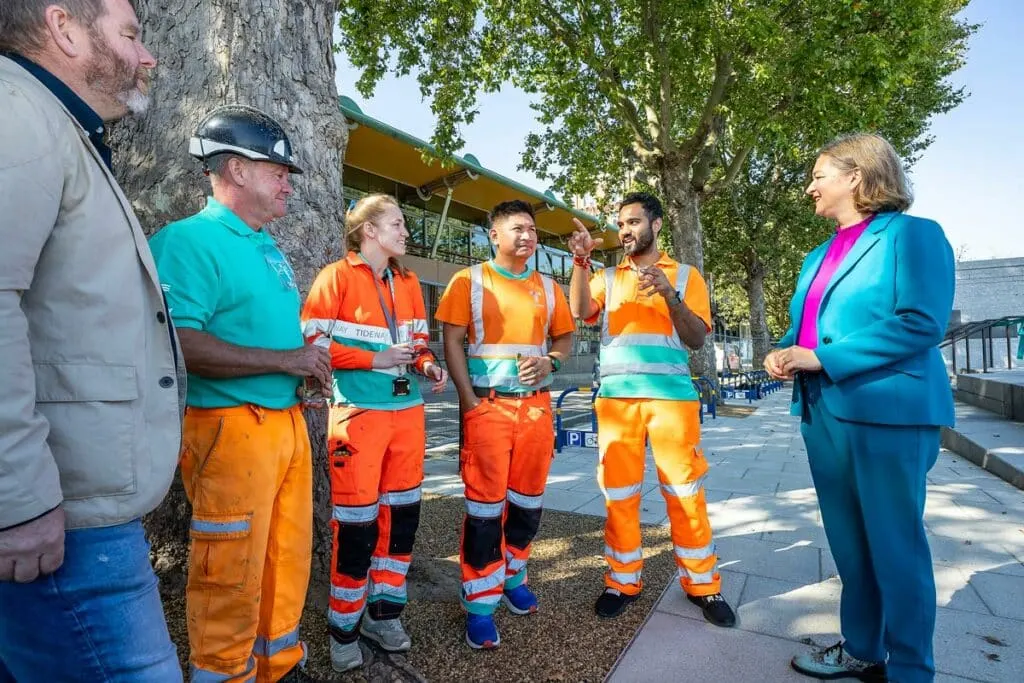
[{"x1": 568, "y1": 217, "x2": 604, "y2": 258}]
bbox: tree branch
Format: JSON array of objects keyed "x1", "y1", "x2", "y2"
[
  {"x1": 682, "y1": 50, "x2": 732, "y2": 162},
  {"x1": 705, "y1": 142, "x2": 753, "y2": 196}
]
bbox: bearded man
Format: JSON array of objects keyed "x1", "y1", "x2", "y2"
[{"x1": 0, "y1": 1, "x2": 185, "y2": 680}]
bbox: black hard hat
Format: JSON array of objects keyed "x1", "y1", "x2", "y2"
[{"x1": 189, "y1": 105, "x2": 303, "y2": 174}]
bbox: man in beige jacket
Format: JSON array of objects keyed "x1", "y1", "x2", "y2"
[{"x1": 0, "y1": 1, "x2": 185, "y2": 680}]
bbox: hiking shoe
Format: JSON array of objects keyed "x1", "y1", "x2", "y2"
[
  {"x1": 791, "y1": 641, "x2": 888, "y2": 681},
  {"x1": 594, "y1": 588, "x2": 640, "y2": 619},
  {"x1": 360, "y1": 612, "x2": 411, "y2": 652},
  {"x1": 330, "y1": 638, "x2": 363, "y2": 673},
  {"x1": 502, "y1": 584, "x2": 539, "y2": 615},
  {"x1": 686, "y1": 593, "x2": 737, "y2": 628},
  {"x1": 465, "y1": 613, "x2": 500, "y2": 650}
]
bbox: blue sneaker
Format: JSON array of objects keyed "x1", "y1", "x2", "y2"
[
  {"x1": 502, "y1": 583, "x2": 538, "y2": 615},
  {"x1": 465, "y1": 613, "x2": 500, "y2": 650}
]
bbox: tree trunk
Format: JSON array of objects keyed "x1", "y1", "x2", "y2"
[
  {"x1": 112, "y1": 0, "x2": 347, "y2": 605},
  {"x1": 657, "y1": 157, "x2": 717, "y2": 383},
  {"x1": 745, "y1": 261, "x2": 771, "y2": 368}
]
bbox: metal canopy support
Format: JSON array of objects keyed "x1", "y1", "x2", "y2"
[
  {"x1": 429, "y1": 188, "x2": 455, "y2": 259},
  {"x1": 416, "y1": 167, "x2": 479, "y2": 202}
]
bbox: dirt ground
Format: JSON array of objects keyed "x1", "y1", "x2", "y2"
[{"x1": 163, "y1": 495, "x2": 680, "y2": 682}]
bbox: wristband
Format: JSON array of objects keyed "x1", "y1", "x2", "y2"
[{"x1": 573, "y1": 255, "x2": 592, "y2": 269}]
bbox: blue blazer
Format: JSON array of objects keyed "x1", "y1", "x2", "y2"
[{"x1": 778, "y1": 212, "x2": 955, "y2": 427}]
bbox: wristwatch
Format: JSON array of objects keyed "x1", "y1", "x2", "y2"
[
  {"x1": 670, "y1": 290, "x2": 684, "y2": 307},
  {"x1": 546, "y1": 354, "x2": 562, "y2": 373}
]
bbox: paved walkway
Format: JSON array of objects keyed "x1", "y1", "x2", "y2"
[{"x1": 421, "y1": 390, "x2": 1024, "y2": 683}]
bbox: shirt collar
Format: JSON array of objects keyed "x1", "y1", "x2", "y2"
[
  {"x1": 835, "y1": 214, "x2": 875, "y2": 234},
  {"x1": 348, "y1": 251, "x2": 394, "y2": 280},
  {"x1": 487, "y1": 259, "x2": 533, "y2": 280},
  {"x1": 4, "y1": 53, "x2": 112, "y2": 171},
  {"x1": 201, "y1": 197, "x2": 263, "y2": 238},
  {"x1": 617, "y1": 251, "x2": 674, "y2": 270}
]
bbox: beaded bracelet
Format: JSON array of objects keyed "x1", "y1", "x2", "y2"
[{"x1": 573, "y1": 255, "x2": 592, "y2": 269}]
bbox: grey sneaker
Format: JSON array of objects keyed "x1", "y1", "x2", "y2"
[
  {"x1": 359, "y1": 612, "x2": 412, "y2": 652},
  {"x1": 330, "y1": 638, "x2": 363, "y2": 673},
  {"x1": 791, "y1": 641, "x2": 887, "y2": 681}
]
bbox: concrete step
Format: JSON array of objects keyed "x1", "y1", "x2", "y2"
[
  {"x1": 954, "y1": 369, "x2": 1024, "y2": 421},
  {"x1": 942, "y1": 401, "x2": 1024, "y2": 490}
]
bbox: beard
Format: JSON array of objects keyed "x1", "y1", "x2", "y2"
[
  {"x1": 83, "y1": 30, "x2": 150, "y2": 119},
  {"x1": 623, "y1": 224, "x2": 656, "y2": 256}
]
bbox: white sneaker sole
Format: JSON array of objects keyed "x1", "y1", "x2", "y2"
[
  {"x1": 465, "y1": 632, "x2": 500, "y2": 650},
  {"x1": 501, "y1": 593, "x2": 538, "y2": 616}
]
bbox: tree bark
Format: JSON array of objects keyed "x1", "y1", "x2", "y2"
[
  {"x1": 112, "y1": 0, "x2": 347, "y2": 605},
  {"x1": 745, "y1": 260, "x2": 771, "y2": 367},
  {"x1": 657, "y1": 155, "x2": 717, "y2": 383}
]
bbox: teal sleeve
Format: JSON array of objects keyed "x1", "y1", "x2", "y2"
[
  {"x1": 815, "y1": 218, "x2": 955, "y2": 382},
  {"x1": 150, "y1": 227, "x2": 220, "y2": 331}
]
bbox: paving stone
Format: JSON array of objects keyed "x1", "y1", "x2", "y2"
[
  {"x1": 933, "y1": 608, "x2": 1024, "y2": 682},
  {"x1": 967, "y1": 571, "x2": 1024, "y2": 620},
  {"x1": 713, "y1": 536, "x2": 822, "y2": 584}
]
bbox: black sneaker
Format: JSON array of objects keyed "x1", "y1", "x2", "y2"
[
  {"x1": 594, "y1": 588, "x2": 640, "y2": 618},
  {"x1": 686, "y1": 593, "x2": 737, "y2": 627},
  {"x1": 791, "y1": 641, "x2": 888, "y2": 681}
]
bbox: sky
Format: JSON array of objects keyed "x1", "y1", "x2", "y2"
[{"x1": 333, "y1": 0, "x2": 1024, "y2": 261}]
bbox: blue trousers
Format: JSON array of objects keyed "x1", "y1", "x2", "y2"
[
  {"x1": 0, "y1": 519, "x2": 182, "y2": 682},
  {"x1": 800, "y1": 375, "x2": 939, "y2": 683}
]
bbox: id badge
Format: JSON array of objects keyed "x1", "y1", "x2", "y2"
[{"x1": 392, "y1": 376, "x2": 412, "y2": 397}]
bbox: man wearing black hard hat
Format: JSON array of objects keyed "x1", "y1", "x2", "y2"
[{"x1": 150, "y1": 105, "x2": 326, "y2": 683}]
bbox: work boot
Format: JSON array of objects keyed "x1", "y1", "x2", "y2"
[
  {"x1": 360, "y1": 612, "x2": 412, "y2": 652},
  {"x1": 686, "y1": 593, "x2": 737, "y2": 628},
  {"x1": 465, "y1": 613, "x2": 500, "y2": 650},
  {"x1": 791, "y1": 641, "x2": 888, "y2": 681},
  {"x1": 330, "y1": 638, "x2": 363, "y2": 673},
  {"x1": 502, "y1": 583, "x2": 538, "y2": 615},
  {"x1": 594, "y1": 588, "x2": 640, "y2": 619}
]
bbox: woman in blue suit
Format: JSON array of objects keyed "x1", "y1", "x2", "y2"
[{"x1": 765, "y1": 133, "x2": 955, "y2": 683}]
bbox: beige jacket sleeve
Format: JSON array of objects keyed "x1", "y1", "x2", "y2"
[{"x1": 0, "y1": 80, "x2": 65, "y2": 528}]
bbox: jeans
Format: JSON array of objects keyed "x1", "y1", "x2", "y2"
[{"x1": 0, "y1": 519, "x2": 182, "y2": 682}]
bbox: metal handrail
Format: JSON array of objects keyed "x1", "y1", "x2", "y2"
[{"x1": 941, "y1": 315, "x2": 1023, "y2": 375}]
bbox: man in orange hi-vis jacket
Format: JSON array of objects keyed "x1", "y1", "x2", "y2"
[
  {"x1": 568, "y1": 192, "x2": 736, "y2": 629},
  {"x1": 436, "y1": 200, "x2": 574, "y2": 650}
]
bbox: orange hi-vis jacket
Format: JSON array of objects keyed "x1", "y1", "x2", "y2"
[{"x1": 302, "y1": 252, "x2": 436, "y2": 410}]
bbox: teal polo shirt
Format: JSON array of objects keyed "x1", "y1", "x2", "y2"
[{"x1": 150, "y1": 198, "x2": 303, "y2": 409}]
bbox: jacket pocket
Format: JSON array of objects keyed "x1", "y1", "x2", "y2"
[
  {"x1": 189, "y1": 512, "x2": 254, "y2": 589},
  {"x1": 34, "y1": 363, "x2": 138, "y2": 500}
]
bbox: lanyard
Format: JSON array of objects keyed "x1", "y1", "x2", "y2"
[{"x1": 373, "y1": 269, "x2": 399, "y2": 344}]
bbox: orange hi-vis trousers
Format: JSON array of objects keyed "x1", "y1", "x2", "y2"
[
  {"x1": 459, "y1": 391, "x2": 553, "y2": 615},
  {"x1": 180, "y1": 404, "x2": 312, "y2": 683},
  {"x1": 595, "y1": 397, "x2": 721, "y2": 598},
  {"x1": 327, "y1": 404, "x2": 425, "y2": 644}
]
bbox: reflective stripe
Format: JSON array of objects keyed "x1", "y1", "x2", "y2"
[
  {"x1": 679, "y1": 567, "x2": 717, "y2": 584},
  {"x1": 603, "y1": 483, "x2": 642, "y2": 501},
  {"x1": 470, "y1": 343, "x2": 547, "y2": 358},
  {"x1": 328, "y1": 607, "x2": 363, "y2": 631},
  {"x1": 506, "y1": 557, "x2": 527, "y2": 573},
  {"x1": 605, "y1": 545, "x2": 644, "y2": 564},
  {"x1": 541, "y1": 273, "x2": 555, "y2": 339},
  {"x1": 507, "y1": 489, "x2": 543, "y2": 510},
  {"x1": 330, "y1": 583, "x2": 367, "y2": 603},
  {"x1": 660, "y1": 476, "x2": 706, "y2": 499},
  {"x1": 190, "y1": 518, "x2": 250, "y2": 535},
  {"x1": 380, "y1": 487, "x2": 422, "y2": 506},
  {"x1": 369, "y1": 581, "x2": 408, "y2": 601},
  {"x1": 674, "y1": 542, "x2": 716, "y2": 561},
  {"x1": 464, "y1": 592, "x2": 503, "y2": 607},
  {"x1": 254, "y1": 627, "x2": 299, "y2": 657},
  {"x1": 601, "y1": 332, "x2": 684, "y2": 350},
  {"x1": 466, "y1": 499, "x2": 505, "y2": 518},
  {"x1": 333, "y1": 503, "x2": 379, "y2": 524},
  {"x1": 470, "y1": 372, "x2": 520, "y2": 388},
  {"x1": 609, "y1": 570, "x2": 641, "y2": 585},
  {"x1": 191, "y1": 657, "x2": 255, "y2": 683},
  {"x1": 600, "y1": 362, "x2": 691, "y2": 377},
  {"x1": 463, "y1": 564, "x2": 506, "y2": 596},
  {"x1": 412, "y1": 318, "x2": 429, "y2": 335},
  {"x1": 469, "y1": 264, "x2": 486, "y2": 349},
  {"x1": 370, "y1": 557, "x2": 411, "y2": 575}
]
